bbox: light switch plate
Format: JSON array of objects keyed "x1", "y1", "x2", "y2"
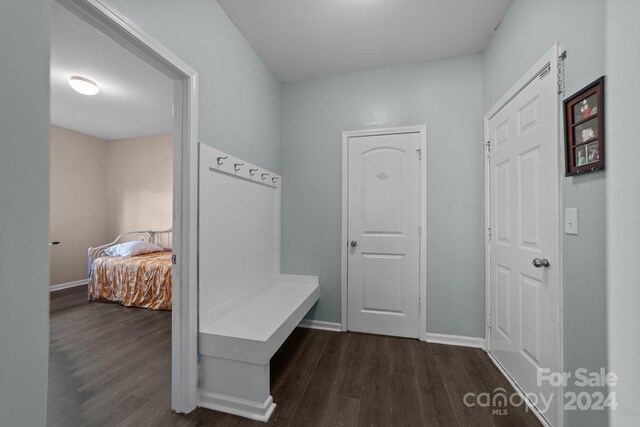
[{"x1": 565, "y1": 208, "x2": 579, "y2": 235}]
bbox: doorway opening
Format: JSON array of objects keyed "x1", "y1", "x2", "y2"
[{"x1": 49, "y1": 0, "x2": 198, "y2": 416}]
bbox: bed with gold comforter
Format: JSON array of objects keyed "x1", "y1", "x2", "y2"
[{"x1": 89, "y1": 251, "x2": 172, "y2": 310}]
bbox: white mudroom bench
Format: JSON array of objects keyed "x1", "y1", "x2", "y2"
[{"x1": 198, "y1": 144, "x2": 320, "y2": 421}]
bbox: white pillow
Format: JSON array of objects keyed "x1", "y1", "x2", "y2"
[{"x1": 104, "y1": 240, "x2": 164, "y2": 257}]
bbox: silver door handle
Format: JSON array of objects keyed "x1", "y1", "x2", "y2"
[
  {"x1": 532, "y1": 258, "x2": 550, "y2": 268},
  {"x1": 350, "y1": 241, "x2": 358, "y2": 247}
]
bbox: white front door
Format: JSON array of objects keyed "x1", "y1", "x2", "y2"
[
  {"x1": 488, "y1": 61, "x2": 560, "y2": 424},
  {"x1": 347, "y1": 131, "x2": 421, "y2": 338}
]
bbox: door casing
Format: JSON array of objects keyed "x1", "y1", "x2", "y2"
[
  {"x1": 484, "y1": 44, "x2": 563, "y2": 427},
  {"x1": 341, "y1": 125, "x2": 427, "y2": 341}
]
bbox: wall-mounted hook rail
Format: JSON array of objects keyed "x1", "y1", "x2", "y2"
[
  {"x1": 217, "y1": 156, "x2": 228, "y2": 166},
  {"x1": 272, "y1": 177, "x2": 279, "y2": 183},
  {"x1": 234, "y1": 162, "x2": 244, "y2": 172},
  {"x1": 261, "y1": 173, "x2": 270, "y2": 180},
  {"x1": 249, "y1": 168, "x2": 258, "y2": 176}
]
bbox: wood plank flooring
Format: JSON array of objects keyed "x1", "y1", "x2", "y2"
[{"x1": 49, "y1": 285, "x2": 542, "y2": 427}]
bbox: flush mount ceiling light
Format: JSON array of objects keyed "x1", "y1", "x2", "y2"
[{"x1": 69, "y1": 76, "x2": 100, "y2": 95}]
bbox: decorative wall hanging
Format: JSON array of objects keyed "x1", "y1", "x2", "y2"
[{"x1": 563, "y1": 77, "x2": 605, "y2": 176}]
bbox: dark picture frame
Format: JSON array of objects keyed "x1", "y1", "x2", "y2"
[{"x1": 563, "y1": 76, "x2": 605, "y2": 176}]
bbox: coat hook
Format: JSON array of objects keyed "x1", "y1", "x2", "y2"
[
  {"x1": 249, "y1": 168, "x2": 258, "y2": 176},
  {"x1": 261, "y1": 173, "x2": 270, "y2": 180},
  {"x1": 217, "y1": 156, "x2": 227, "y2": 166},
  {"x1": 234, "y1": 162, "x2": 244, "y2": 171},
  {"x1": 272, "y1": 177, "x2": 279, "y2": 183}
]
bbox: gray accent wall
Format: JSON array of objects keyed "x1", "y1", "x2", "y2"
[
  {"x1": 606, "y1": 0, "x2": 640, "y2": 425},
  {"x1": 483, "y1": 1, "x2": 607, "y2": 426},
  {"x1": 104, "y1": 0, "x2": 282, "y2": 172},
  {"x1": 0, "y1": 1, "x2": 50, "y2": 425},
  {"x1": 281, "y1": 55, "x2": 486, "y2": 338}
]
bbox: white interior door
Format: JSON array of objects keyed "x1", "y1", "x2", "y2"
[
  {"x1": 488, "y1": 63, "x2": 559, "y2": 424},
  {"x1": 347, "y1": 131, "x2": 421, "y2": 338}
]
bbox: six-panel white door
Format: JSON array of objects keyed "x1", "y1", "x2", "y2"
[
  {"x1": 347, "y1": 132, "x2": 421, "y2": 338},
  {"x1": 489, "y1": 66, "x2": 559, "y2": 424}
]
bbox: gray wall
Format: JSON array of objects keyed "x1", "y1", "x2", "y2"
[
  {"x1": 104, "y1": 0, "x2": 282, "y2": 172},
  {"x1": 281, "y1": 55, "x2": 486, "y2": 338},
  {"x1": 483, "y1": 1, "x2": 607, "y2": 426},
  {"x1": 606, "y1": 0, "x2": 640, "y2": 425},
  {"x1": 0, "y1": 0, "x2": 282, "y2": 422},
  {"x1": 0, "y1": 1, "x2": 50, "y2": 425}
]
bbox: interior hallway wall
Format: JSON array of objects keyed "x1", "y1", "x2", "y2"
[
  {"x1": 606, "y1": 0, "x2": 640, "y2": 425},
  {"x1": 0, "y1": 0, "x2": 49, "y2": 425},
  {"x1": 49, "y1": 126, "x2": 109, "y2": 285},
  {"x1": 103, "y1": 0, "x2": 282, "y2": 173},
  {"x1": 281, "y1": 55, "x2": 485, "y2": 338},
  {"x1": 107, "y1": 133, "x2": 173, "y2": 240},
  {"x1": 482, "y1": 1, "x2": 607, "y2": 426}
]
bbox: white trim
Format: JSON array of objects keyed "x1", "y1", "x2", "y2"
[
  {"x1": 341, "y1": 125, "x2": 428, "y2": 341},
  {"x1": 50, "y1": 279, "x2": 87, "y2": 292},
  {"x1": 55, "y1": 0, "x2": 199, "y2": 414},
  {"x1": 426, "y1": 333, "x2": 485, "y2": 349},
  {"x1": 298, "y1": 319, "x2": 342, "y2": 332},
  {"x1": 486, "y1": 352, "x2": 553, "y2": 427},
  {"x1": 484, "y1": 43, "x2": 563, "y2": 427},
  {"x1": 198, "y1": 391, "x2": 275, "y2": 423}
]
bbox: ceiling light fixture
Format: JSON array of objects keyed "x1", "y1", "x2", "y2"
[{"x1": 69, "y1": 76, "x2": 100, "y2": 95}]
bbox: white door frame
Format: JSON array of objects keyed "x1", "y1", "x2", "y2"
[
  {"x1": 341, "y1": 125, "x2": 427, "y2": 341},
  {"x1": 484, "y1": 44, "x2": 563, "y2": 427},
  {"x1": 55, "y1": 0, "x2": 199, "y2": 413}
]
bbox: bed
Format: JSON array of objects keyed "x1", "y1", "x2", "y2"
[{"x1": 88, "y1": 229, "x2": 173, "y2": 310}]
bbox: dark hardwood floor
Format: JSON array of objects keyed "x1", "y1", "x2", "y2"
[{"x1": 49, "y1": 286, "x2": 541, "y2": 427}]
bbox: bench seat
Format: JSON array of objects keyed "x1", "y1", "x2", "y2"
[
  {"x1": 198, "y1": 274, "x2": 319, "y2": 421},
  {"x1": 200, "y1": 274, "x2": 319, "y2": 365}
]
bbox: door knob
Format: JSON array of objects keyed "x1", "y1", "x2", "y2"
[
  {"x1": 532, "y1": 258, "x2": 550, "y2": 268},
  {"x1": 350, "y1": 240, "x2": 358, "y2": 247}
]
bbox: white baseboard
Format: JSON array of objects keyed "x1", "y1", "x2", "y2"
[
  {"x1": 426, "y1": 332, "x2": 486, "y2": 349},
  {"x1": 298, "y1": 319, "x2": 342, "y2": 332},
  {"x1": 198, "y1": 391, "x2": 275, "y2": 422},
  {"x1": 50, "y1": 279, "x2": 87, "y2": 292}
]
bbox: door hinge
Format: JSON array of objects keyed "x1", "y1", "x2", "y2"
[
  {"x1": 418, "y1": 297, "x2": 421, "y2": 313},
  {"x1": 487, "y1": 226, "x2": 492, "y2": 242},
  {"x1": 487, "y1": 316, "x2": 492, "y2": 328},
  {"x1": 416, "y1": 148, "x2": 422, "y2": 160},
  {"x1": 172, "y1": 254, "x2": 177, "y2": 265}
]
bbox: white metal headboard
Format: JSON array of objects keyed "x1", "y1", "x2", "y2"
[{"x1": 88, "y1": 228, "x2": 173, "y2": 276}]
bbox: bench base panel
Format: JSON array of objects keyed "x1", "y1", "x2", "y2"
[{"x1": 199, "y1": 355, "x2": 275, "y2": 422}]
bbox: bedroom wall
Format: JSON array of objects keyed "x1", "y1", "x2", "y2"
[
  {"x1": 48, "y1": 129, "x2": 173, "y2": 285},
  {"x1": 49, "y1": 126, "x2": 109, "y2": 286},
  {"x1": 102, "y1": 0, "x2": 282, "y2": 173},
  {"x1": 482, "y1": 1, "x2": 607, "y2": 426},
  {"x1": 106, "y1": 133, "x2": 173, "y2": 240},
  {"x1": 0, "y1": 0, "x2": 49, "y2": 425},
  {"x1": 280, "y1": 55, "x2": 485, "y2": 338}
]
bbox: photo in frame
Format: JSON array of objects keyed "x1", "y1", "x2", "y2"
[{"x1": 563, "y1": 77, "x2": 605, "y2": 176}]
